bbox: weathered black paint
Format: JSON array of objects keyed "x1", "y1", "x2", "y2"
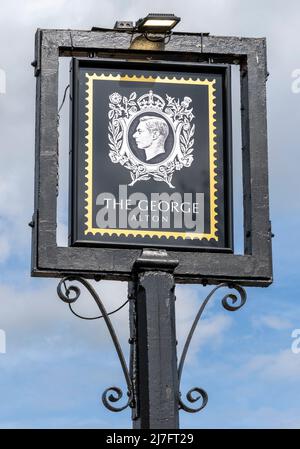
[
  {"x1": 132, "y1": 249, "x2": 179, "y2": 429},
  {"x1": 31, "y1": 28, "x2": 273, "y2": 286}
]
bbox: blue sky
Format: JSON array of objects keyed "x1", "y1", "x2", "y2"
[{"x1": 0, "y1": 0, "x2": 300, "y2": 429}]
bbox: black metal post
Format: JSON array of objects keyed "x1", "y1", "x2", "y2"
[{"x1": 130, "y1": 249, "x2": 179, "y2": 429}]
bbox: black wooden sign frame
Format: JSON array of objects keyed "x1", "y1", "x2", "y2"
[{"x1": 31, "y1": 29, "x2": 273, "y2": 286}]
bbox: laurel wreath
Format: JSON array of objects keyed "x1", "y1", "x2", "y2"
[
  {"x1": 108, "y1": 92, "x2": 195, "y2": 188},
  {"x1": 180, "y1": 123, "x2": 195, "y2": 159}
]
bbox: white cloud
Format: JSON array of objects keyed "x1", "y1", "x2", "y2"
[
  {"x1": 176, "y1": 285, "x2": 233, "y2": 364},
  {"x1": 56, "y1": 221, "x2": 68, "y2": 246},
  {"x1": 0, "y1": 236, "x2": 10, "y2": 262},
  {"x1": 0, "y1": 278, "x2": 129, "y2": 355},
  {"x1": 0, "y1": 279, "x2": 233, "y2": 372},
  {"x1": 245, "y1": 349, "x2": 300, "y2": 382},
  {"x1": 253, "y1": 314, "x2": 292, "y2": 331},
  {"x1": 224, "y1": 406, "x2": 300, "y2": 429},
  {"x1": 246, "y1": 407, "x2": 300, "y2": 429}
]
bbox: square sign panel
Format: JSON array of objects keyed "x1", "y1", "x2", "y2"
[{"x1": 70, "y1": 58, "x2": 233, "y2": 251}]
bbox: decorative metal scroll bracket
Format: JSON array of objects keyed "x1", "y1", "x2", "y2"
[
  {"x1": 57, "y1": 276, "x2": 247, "y2": 418},
  {"x1": 57, "y1": 276, "x2": 135, "y2": 413},
  {"x1": 178, "y1": 283, "x2": 247, "y2": 413}
]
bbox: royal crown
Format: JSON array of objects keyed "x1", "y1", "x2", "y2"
[{"x1": 137, "y1": 90, "x2": 165, "y2": 110}]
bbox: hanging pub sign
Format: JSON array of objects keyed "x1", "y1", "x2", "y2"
[{"x1": 70, "y1": 59, "x2": 233, "y2": 251}]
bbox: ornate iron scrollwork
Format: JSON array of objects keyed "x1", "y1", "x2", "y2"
[
  {"x1": 178, "y1": 283, "x2": 247, "y2": 413},
  {"x1": 57, "y1": 277, "x2": 246, "y2": 416},
  {"x1": 57, "y1": 276, "x2": 134, "y2": 412}
]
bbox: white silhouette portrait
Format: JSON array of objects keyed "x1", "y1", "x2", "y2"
[{"x1": 133, "y1": 116, "x2": 169, "y2": 161}]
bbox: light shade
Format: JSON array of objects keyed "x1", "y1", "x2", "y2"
[{"x1": 136, "y1": 13, "x2": 181, "y2": 33}]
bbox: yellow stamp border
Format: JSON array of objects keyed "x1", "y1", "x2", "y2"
[{"x1": 84, "y1": 73, "x2": 218, "y2": 241}]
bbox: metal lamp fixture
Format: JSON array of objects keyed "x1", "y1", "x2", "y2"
[{"x1": 135, "y1": 13, "x2": 181, "y2": 33}]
